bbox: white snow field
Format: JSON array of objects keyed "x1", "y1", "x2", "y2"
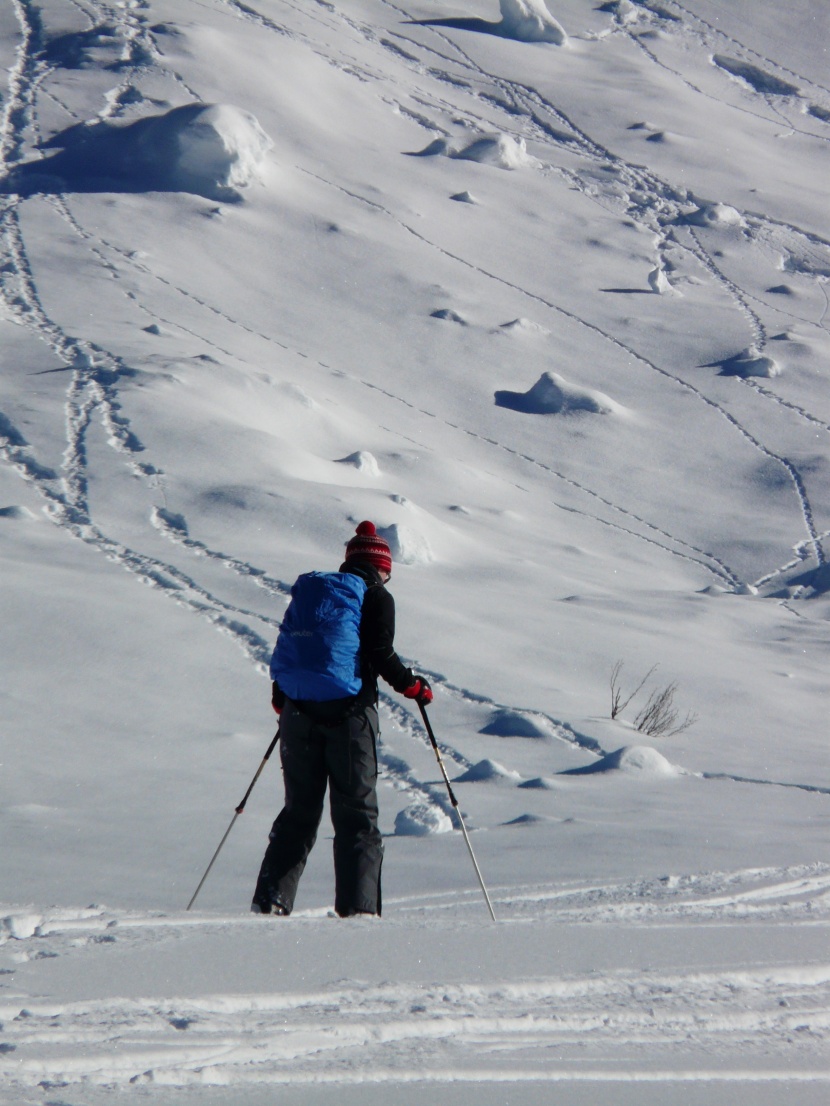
[{"x1": 2, "y1": 0, "x2": 830, "y2": 1102}]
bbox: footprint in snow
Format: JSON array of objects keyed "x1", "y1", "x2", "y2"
[
  {"x1": 430, "y1": 308, "x2": 467, "y2": 325},
  {"x1": 712, "y1": 56, "x2": 800, "y2": 98}
]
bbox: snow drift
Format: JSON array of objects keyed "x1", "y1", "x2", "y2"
[
  {"x1": 562, "y1": 746, "x2": 684, "y2": 777},
  {"x1": 14, "y1": 103, "x2": 272, "y2": 199},
  {"x1": 719, "y1": 345, "x2": 781, "y2": 378},
  {"x1": 495, "y1": 372, "x2": 622, "y2": 415},
  {"x1": 499, "y1": 0, "x2": 568, "y2": 45},
  {"x1": 409, "y1": 132, "x2": 539, "y2": 170}
]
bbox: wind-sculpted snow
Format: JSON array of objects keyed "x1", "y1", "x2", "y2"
[
  {"x1": 8, "y1": 102, "x2": 272, "y2": 200},
  {"x1": 495, "y1": 371, "x2": 623, "y2": 415},
  {"x1": 498, "y1": 0, "x2": 568, "y2": 45}
]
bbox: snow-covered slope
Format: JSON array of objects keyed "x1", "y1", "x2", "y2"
[{"x1": 1, "y1": 1, "x2": 829, "y2": 1101}]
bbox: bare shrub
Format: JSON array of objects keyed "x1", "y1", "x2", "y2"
[
  {"x1": 609, "y1": 662, "x2": 697, "y2": 737},
  {"x1": 633, "y1": 682, "x2": 698, "y2": 738},
  {"x1": 610, "y1": 661, "x2": 655, "y2": 720}
]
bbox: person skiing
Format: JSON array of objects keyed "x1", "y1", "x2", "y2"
[{"x1": 251, "y1": 521, "x2": 433, "y2": 918}]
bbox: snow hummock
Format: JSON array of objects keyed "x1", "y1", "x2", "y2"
[
  {"x1": 2, "y1": 913, "x2": 42, "y2": 940},
  {"x1": 608, "y1": 0, "x2": 641, "y2": 25},
  {"x1": 648, "y1": 265, "x2": 680, "y2": 295},
  {"x1": 683, "y1": 201, "x2": 745, "y2": 228},
  {"x1": 168, "y1": 104, "x2": 272, "y2": 196},
  {"x1": 495, "y1": 371, "x2": 622, "y2": 415},
  {"x1": 0, "y1": 505, "x2": 37, "y2": 520},
  {"x1": 336, "y1": 451, "x2": 381, "y2": 476},
  {"x1": 481, "y1": 709, "x2": 553, "y2": 738},
  {"x1": 720, "y1": 345, "x2": 781, "y2": 378},
  {"x1": 454, "y1": 759, "x2": 523, "y2": 783},
  {"x1": 498, "y1": 317, "x2": 550, "y2": 336},
  {"x1": 411, "y1": 132, "x2": 539, "y2": 169},
  {"x1": 453, "y1": 132, "x2": 540, "y2": 170},
  {"x1": 563, "y1": 746, "x2": 684, "y2": 777},
  {"x1": 32, "y1": 102, "x2": 273, "y2": 200},
  {"x1": 394, "y1": 802, "x2": 453, "y2": 836},
  {"x1": 498, "y1": 0, "x2": 568, "y2": 45},
  {"x1": 379, "y1": 522, "x2": 434, "y2": 565}
]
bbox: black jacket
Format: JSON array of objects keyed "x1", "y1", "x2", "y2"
[{"x1": 271, "y1": 560, "x2": 413, "y2": 716}]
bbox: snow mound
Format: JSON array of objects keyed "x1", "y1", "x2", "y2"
[
  {"x1": 336, "y1": 451, "x2": 380, "y2": 476},
  {"x1": 159, "y1": 103, "x2": 271, "y2": 196},
  {"x1": 519, "y1": 776, "x2": 559, "y2": 790},
  {"x1": 378, "y1": 523, "x2": 434, "y2": 565},
  {"x1": 394, "y1": 802, "x2": 453, "y2": 836},
  {"x1": 0, "y1": 505, "x2": 37, "y2": 520},
  {"x1": 648, "y1": 266, "x2": 680, "y2": 295},
  {"x1": 452, "y1": 133, "x2": 539, "y2": 170},
  {"x1": 34, "y1": 102, "x2": 273, "y2": 199},
  {"x1": 454, "y1": 759, "x2": 523, "y2": 783},
  {"x1": 684, "y1": 202, "x2": 745, "y2": 228},
  {"x1": 563, "y1": 746, "x2": 683, "y2": 777},
  {"x1": 605, "y1": 0, "x2": 641, "y2": 25},
  {"x1": 720, "y1": 345, "x2": 781, "y2": 378},
  {"x1": 28, "y1": 102, "x2": 273, "y2": 199},
  {"x1": 499, "y1": 0, "x2": 568, "y2": 45},
  {"x1": 481, "y1": 709, "x2": 553, "y2": 738},
  {"x1": 410, "y1": 138, "x2": 453, "y2": 157},
  {"x1": 2, "y1": 913, "x2": 42, "y2": 939},
  {"x1": 450, "y1": 190, "x2": 478, "y2": 204},
  {"x1": 495, "y1": 371, "x2": 622, "y2": 415},
  {"x1": 498, "y1": 317, "x2": 550, "y2": 336},
  {"x1": 503, "y1": 813, "x2": 558, "y2": 826}
]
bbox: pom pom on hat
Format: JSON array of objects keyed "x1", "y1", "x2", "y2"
[{"x1": 345, "y1": 520, "x2": 392, "y2": 574}]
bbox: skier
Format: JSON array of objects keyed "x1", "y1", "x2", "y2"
[{"x1": 251, "y1": 521, "x2": 433, "y2": 917}]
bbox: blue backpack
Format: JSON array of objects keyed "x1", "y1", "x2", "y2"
[{"x1": 270, "y1": 572, "x2": 368, "y2": 702}]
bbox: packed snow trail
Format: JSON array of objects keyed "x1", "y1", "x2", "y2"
[{"x1": 2, "y1": 867, "x2": 829, "y2": 1092}]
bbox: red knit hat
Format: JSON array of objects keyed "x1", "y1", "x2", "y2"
[{"x1": 344, "y1": 520, "x2": 392, "y2": 574}]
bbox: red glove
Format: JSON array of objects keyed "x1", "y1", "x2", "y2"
[
  {"x1": 404, "y1": 677, "x2": 433, "y2": 705},
  {"x1": 271, "y1": 682, "x2": 285, "y2": 715}
]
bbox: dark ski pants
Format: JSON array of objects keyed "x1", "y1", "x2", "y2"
[{"x1": 253, "y1": 702, "x2": 383, "y2": 917}]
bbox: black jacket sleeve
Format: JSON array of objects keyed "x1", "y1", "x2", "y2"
[{"x1": 360, "y1": 584, "x2": 414, "y2": 693}]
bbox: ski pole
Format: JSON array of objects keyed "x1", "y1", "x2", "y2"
[
  {"x1": 186, "y1": 728, "x2": 280, "y2": 911},
  {"x1": 418, "y1": 702, "x2": 497, "y2": 922}
]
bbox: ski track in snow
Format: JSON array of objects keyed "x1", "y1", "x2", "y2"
[
  {"x1": 2, "y1": 0, "x2": 830, "y2": 827},
  {"x1": 1, "y1": 865, "x2": 829, "y2": 1089}
]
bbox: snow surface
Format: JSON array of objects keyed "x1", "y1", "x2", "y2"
[{"x1": 2, "y1": 0, "x2": 830, "y2": 1102}]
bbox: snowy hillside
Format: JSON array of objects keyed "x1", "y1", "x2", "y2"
[{"x1": 1, "y1": 0, "x2": 829, "y2": 1101}]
